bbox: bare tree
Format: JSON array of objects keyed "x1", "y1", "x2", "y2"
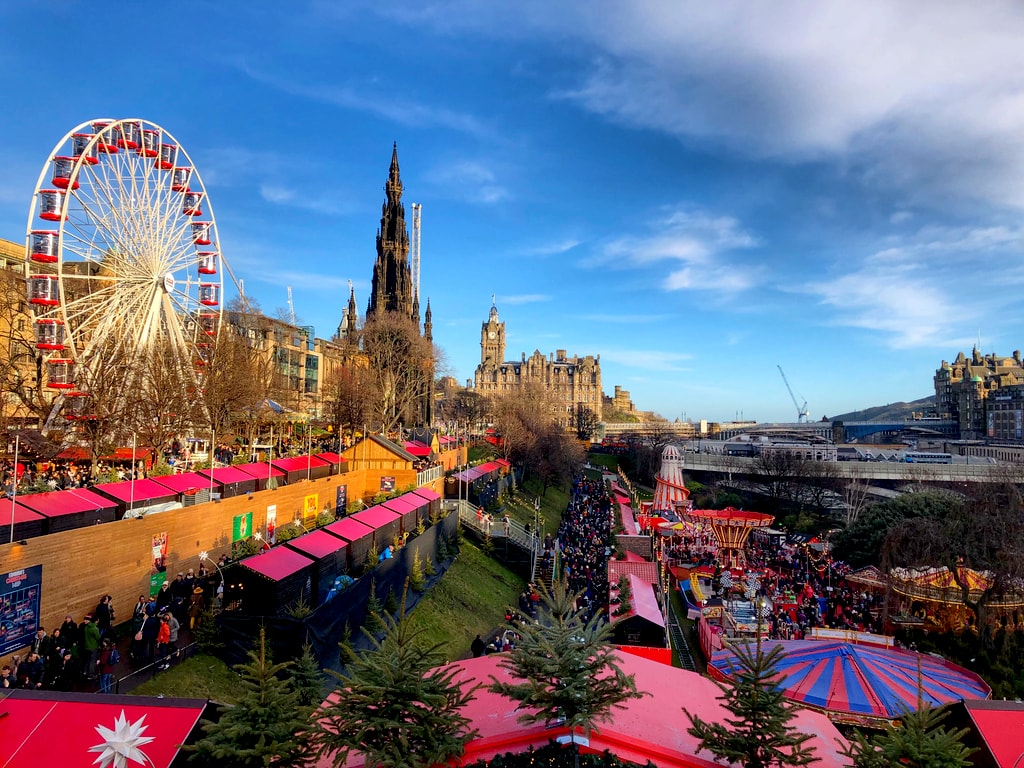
[
  {"x1": 360, "y1": 312, "x2": 434, "y2": 433},
  {"x1": 322, "y1": 360, "x2": 376, "y2": 447},
  {"x1": 572, "y1": 404, "x2": 600, "y2": 442},
  {"x1": 841, "y1": 479, "x2": 873, "y2": 527},
  {"x1": 0, "y1": 266, "x2": 50, "y2": 428}
]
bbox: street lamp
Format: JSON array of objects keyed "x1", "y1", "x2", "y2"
[{"x1": 199, "y1": 550, "x2": 226, "y2": 611}]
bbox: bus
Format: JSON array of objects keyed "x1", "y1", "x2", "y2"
[{"x1": 903, "y1": 451, "x2": 953, "y2": 464}]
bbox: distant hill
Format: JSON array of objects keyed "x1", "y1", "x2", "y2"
[{"x1": 829, "y1": 396, "x2": 935, "y2": 423}]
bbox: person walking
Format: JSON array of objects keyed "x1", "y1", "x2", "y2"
[
  {"x1": 97, "y1": 637, "x2": 118, "y2": 694},
  {"x1": 80, "y1": 614, "x2": 101, "y2": 681}
]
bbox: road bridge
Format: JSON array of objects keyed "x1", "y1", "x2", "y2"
[
  {"x1": 681, "y1": 453, "x2": 1022, "y2": 483},
  {"x1": 714, "y1": 420, "x2": 957, "y2": 443}
]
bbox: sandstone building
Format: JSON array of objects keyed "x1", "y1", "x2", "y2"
[
  {"x1": 935, "y1": 348, "x2": 1024, "y2": 440},
  {"x1": 473, "y1": 302, "x2": 602, "y2": 427}
]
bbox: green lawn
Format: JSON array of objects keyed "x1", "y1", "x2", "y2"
[
  {"x1": 500, "y1": 477, "x2": 568, "y2": 535},
  {"x1": 129, "y1": 653, "x2": 241, "y2": 704},
  {"x1": 586, "y1": 452, "x2": 619, "y2": 472},
  {"x1": 408, "y1": 541, "x2": 526, "y2": 662}
]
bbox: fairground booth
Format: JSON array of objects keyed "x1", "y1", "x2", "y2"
[
  {"x1": 4, "y1": 500, "x2": 45, "y2": 541},
  {"x1": 152, "y1": 471, "x2": 217, "y2": 505},
  {"x1": 239, "y1": 545, "x2": 315, "y2": 612},
  {"x1": 323, "y1": 516, "x2": 376, "y2": 573},
  {"x1": 91, "y1": 478, "x2": 181, "y2": 518},
  {"x1": 284, "y1": 529, "x2": 349, "y2": 606},
  {"x1": 0, "y1": 691, "x2": 209, "y2": 767},
  {"x1": 235, "y1": 461, "x2": 286, "y2": 491},
  {"x1": 350, "y1": 505, "x2": 402, "y2": 551},
  {"x1": 272, "y1": 455, "x2": 331, "y2": 484},
  {"x1": 16, "y1": 487, "x2": 117, "y2": 533},
  {"x1": 198, "y1": 465, "x2": 259, "y2": 498}
]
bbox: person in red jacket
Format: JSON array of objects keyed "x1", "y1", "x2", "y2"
[{"x1": 156, "y1": 615, "x2": 171, "y2": 670}]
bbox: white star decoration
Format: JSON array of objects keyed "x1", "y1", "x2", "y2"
[{"x1": 89, "y1": 710, "x2": 155, "y2": 768}]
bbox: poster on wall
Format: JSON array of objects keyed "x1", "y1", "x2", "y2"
[
  {"x1": 232, "y1": 512, "x2": 253, "y2": 542},
  {"x1": 266, "y1": 504, "x2": 277, "y2": 544},
  {"x1": 150, "y1": 532, "x2": 168, "y2": 596},
  {"x1": 380, "y1": 476, "x2": 395, "y2": 493},
  {"x1": 0, "y1": 565, "x2": 42, "y2": 656},
  {"x1": 335, "y1": 484, "x2": 347, "y2": 515},
  {"x1": 303, "y1": 493, "x2": 319, "y2": 526}
]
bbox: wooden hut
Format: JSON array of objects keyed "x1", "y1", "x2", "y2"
[
  {"x1": 271, "y1": 455, "x2": 331, "y2": 484},
  {"x1": 351, "y1": 506, "x2": 402, "y2": 552},
  {"x1": 16, "y1": 488, "x2": 118, "y2": 533},
  {"x1": 197, "y1": 466, "x2": 258, "y2": 498},
  {"x1": 235, "y1": 461, "x2": 287, "y2": 491},
  {"x1": 284, "y1": 530, "x2": 349, "y2": 605},
  {"x1": 323, "y1": 516, "x2": 375, "y2": 572},
  {"x1": 239, "y1": 547, "x2": 315, "y2": 614}
]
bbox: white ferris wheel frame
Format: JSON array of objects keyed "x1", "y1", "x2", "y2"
[{"x1": 23, "y1": 118, "x2": 238, "y2": 410}]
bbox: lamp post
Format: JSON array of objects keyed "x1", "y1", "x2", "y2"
[
  {"x1": 199, "y1": 550, "x2": 226, "y2": 612},
  {"x1": 8, "y1": 433, "x2": 20, "y2": 544}
]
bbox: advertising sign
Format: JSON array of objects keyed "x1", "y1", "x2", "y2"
[
  {"x1": 232, "y1": 511, "x2": 253, "y2": 542},
  {"x1": 150, "y1": 532, "x2": 168, "y2": 596},
  {"x1": 380, "y1": 476, "x2": 395, "y2": 493},
  {"x1": 303, "y1": 493, "x2": 319, "y2": 526},
  {"x1": 266, "y1": 504, "x2": 277, "y2": 544},
  {"x1": 0, "y1": 565, "x2": 42, "y2": 656},
  {"x1": 335, "y1": 485, "x2": 347, "y2": 515}
]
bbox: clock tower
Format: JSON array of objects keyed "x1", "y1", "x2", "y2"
[{"x1": 480, "y1": 299, "x2": 505, "y2": 364}]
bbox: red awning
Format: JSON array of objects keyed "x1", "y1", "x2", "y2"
[
  {"x1": 381, "y1": 496, "x2": 419, "y2": 515},
  {"x1": 15, "y1": 487, "x2": 116, "y2": 518},
  {"x1": 403, "y1": 441, "x2": 432, "y2": 457},
  {"x1": 242, "y1": 546, "x2": 315, "y2": 582},
  {"x1": 351, "y1": 506, "x2": 401, "y2": 532},
  {"x1": 411, "y1": 487, "x2": 441, "y2": 503},
  {"x1": 287, "y1": 529, "x2": 348, "y2": 560},
  {"x1": 271, "y1": 455, "x2": 329, "y2": 473},
  {"x1": 315, "y1": 451, "x2": 343, "y2": 464},
  {"x1": 198, "y1": 466, "x2": 260, "y2": 485},
  {"x1": 324, "y1": 516, "x2": 375, "y2": 543},
  {"x1": 0, "y1": 691, "x2": 207, "y2": 768},
  {"x1": 55, "y1": 446, "x2": 92, "y2": 461},
  {"x1": 152, "y1": 472, "x2": 212, "y2": 494},
  {"x1": 2, "y1": 499, "x2": 44, "y2": 524},
  {"x1": 235, "y1": 462, "x2": 286, "y2": 481},
  {"x1": 91, "y1": 478, "x2": 179, "y2": 504}
]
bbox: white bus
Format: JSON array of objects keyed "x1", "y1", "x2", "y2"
[{"x1": 903, "y1": 451, "x2": 953, "y2": 464}]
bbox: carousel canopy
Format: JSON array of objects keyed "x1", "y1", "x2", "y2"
[{"x1": 709, "y1": 640, "x2": 991, "y2": 726}]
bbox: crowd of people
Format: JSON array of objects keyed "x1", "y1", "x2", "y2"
[{"x1": 556, "y1": 475, "x2": 614, "y2": 621}]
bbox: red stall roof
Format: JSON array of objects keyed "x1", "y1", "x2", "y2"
[
  {"x1": 16, "y1": 487, "x2": 116, "y2": 518},
  {"x1": 381, "y1": 496, "x2": 418, "y2": 515},
  {"x1": 610, "y1": 574, "x2": 666, "y2": 628},
  {"x1": 324, "y1": 516, "x2": 375, "y2": 543},
  {"x1": 287, "y1": 529, "x2": 348, "y2": 560},
  {"x1": 964, "y1": 700, "x2": 1024, "y2": 767},
  {"x1": 91, "y1": 478, "x2": 179, "y2": 504},
  {"x1": 0, "y1": 691, "x2": 207, "y2": 768},
  {"x1": 152, "y1": 472, "x2": 213, "y2": 494},
  {"x1": 271, "y1": 455, "x2": 329, "y2": 473},
  {"x1": 242, "y1": 546, "x2": 315, "y2": 582},
  {"x1": 198, "y1": 465, "x2": 259, "y2": 485},
  {"x1": 411, "y1": 487, "x2": 441, "y2": 503},
  {"x1": 351, "y1": 506, "x2": 402, "y2": 532},
  {"x1": 314, "y1": 451, "x2": 343, "y2": 465},
  {"x1": 404, "y1": 440, "x2": 431, "y2": 457},
  {"x1": 2, "y1": 499, "x2": 44, "y2": 524},
  {"x1": 235, "y1": 462, "x2": 286, "y2": 481}
]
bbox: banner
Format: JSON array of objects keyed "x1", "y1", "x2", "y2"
[
  {"x1": 380, "y1": 476, "x2": 395, "y2": 493},
  {"x1": 335, "y1": 485, "x2": 347, "y2": 515},
  {"x1": 1, "y1": 565, "x2": 42, "y2": 656},
  {"x1": 232, "y1": 511, "x2": 253, "y2": 542},
  {"x1": 303, "y1": 493, "x2": 319, "y2": 526},
  {"x1": 150, "y1": 531, "x2": 168, "y2": 595},
  {"x1": 266, "y1": 504, "x2": 277, "y2": 544}
]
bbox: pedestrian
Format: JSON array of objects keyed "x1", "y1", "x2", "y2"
[
  {"x1": 471, "y1": 634, "x2": 485, "y2": 658},
  {"x1": 94, "y1": 594, "x2": 114, "y2": 637},
  {"x1": 165, "y1": 612, "x2": 180, "y2": 664},
  {"x1": 97, "y1": 637, "x2": 117, "y2": 694},
  {"x1": 156, "y1": 615, "x2": 171, "y2": 670},
  {"x1": 80, "y1": 614, "x2": 101, "y2": 681}
]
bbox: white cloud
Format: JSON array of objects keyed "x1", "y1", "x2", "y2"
[
  {"x1": 524, "y1": 238, "x2": 581, "y2": 256},
  {"x1": 428, "y1": 160, "x2": 510, "y2": 205},
  {"x1": 500, "y1": 293, "x2": 550, "y2": 305},
  {"x1": 600, "y1": 348, "x2": 691, "y2": 372}
]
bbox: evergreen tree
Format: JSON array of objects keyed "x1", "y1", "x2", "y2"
[
  {"x1": 842, "y1": 703, "x2": 975, "y2": 768},
  {"x1": 193, "y1": 607, "x2": 223, "y2": 655},
  {"x1": 292, "y1": 642, "x2": 325, "y2": 708},
  {"x1": 684, "y1": 639, "x2": 819, "y2": 768},
  {"x1": 364, "y1": 579, "x2": 384, "y2": 634},
  {"x1": 424, "y1": 554, "x2": 437, "y2": 577},
  {"x1": 384, "y1": 585, "x2": 400, "y2": 615},
  {"x1": 315, "y1": 585, "x2": 480, "y2": 768},
  {"x1": 338, "y1": 620, "x2": 355, "y2": 665},
  {"x1": 186, "y1": 628, "x2": 313, "y2": 767},
  {"x1": 488, "y1": 579, "x2": 646, "y2": 740},
  {"x1": 409, "y1": 550, "x2": 426, "y2": 591}
]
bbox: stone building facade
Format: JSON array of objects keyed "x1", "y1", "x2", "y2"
[
  {"x1": 473, "y1": 302, "x2": 602, "y2": 427},
  {"x1": 935, "y1": 348, "x2": 1024, "y2": 440}
]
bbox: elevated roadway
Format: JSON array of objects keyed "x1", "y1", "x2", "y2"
[{"x1": 682, "y1": 453, "x2": 1022, "y2": 484}]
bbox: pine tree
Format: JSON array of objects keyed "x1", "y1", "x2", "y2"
[
  {"x1": 384, "y1": 585, "x2": 400, "y2": 615},
  {"x1": 842, "y1": 703, "x2": 975, "y2": 768},
  {"x1": 315, "y1": 585, "x2": 480, "y2": 768},
  {"x1": 409, "y1": 550, "x2": 426, "y2": 592},
  {"x1": 364, "y1": 579, "x2": 384, "y2": 635},
  {"x1": 424, "y1": 554, "x2": 437, "y2": 577},
  {"x1": 291, "y1": 642, "x2": 325, "y2": 708},
  {"x1": 488, "y1": 579, "x2": 646, "y2": 741},
  {"x1": 186, "y1": 628, "x2": 313, "y2": 767},
  {"x1": 684, "y1": 639, "x2": 819, "y2": 768},
  {"x1": 338, "y1": 620, "x2": 355, "y2": 665}
]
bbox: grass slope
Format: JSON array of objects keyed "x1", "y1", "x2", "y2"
[
  {"x1": 409, "y1": 540, "x2": 525, "y2": 662},
  {"x1": 129, "y1": 653, "x2": 242, "y2": 704}
]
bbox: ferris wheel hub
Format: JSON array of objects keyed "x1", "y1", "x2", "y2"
[{"x1": 163, "y1": 273, "x2": 175, "y2": 293}]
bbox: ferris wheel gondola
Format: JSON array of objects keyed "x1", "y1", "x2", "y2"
[{"x1": 24, "y1": 118, "x2": 234, "y2": 426}]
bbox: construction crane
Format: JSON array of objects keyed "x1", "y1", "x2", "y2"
[
  {"x1": 777, "y1": 365, "x2": 810, "y2": 423},
  {"x1": 410, "y1": 202, "x2": 422, "y2": 305},
  {"x1": 286, "y1": 286, "x2": 297, "y2": 326}
]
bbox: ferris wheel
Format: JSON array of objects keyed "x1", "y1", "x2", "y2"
[{"x1": 24, "y1": 118, "x2": 231, "y2": 423}]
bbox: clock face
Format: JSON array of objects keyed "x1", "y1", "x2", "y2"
[{"x1": 488, "y1": 330, "x2": 496, "y2": 339}]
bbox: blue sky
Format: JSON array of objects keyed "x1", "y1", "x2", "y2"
[{"x1": 3, "y1": 1, "x2": 1024, "y2": 424}]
